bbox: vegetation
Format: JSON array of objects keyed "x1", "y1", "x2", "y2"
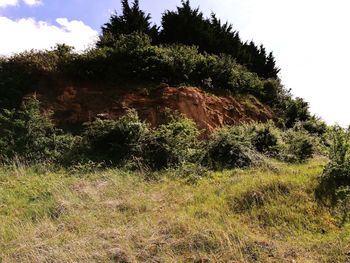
[
  {"x1": 0, "y1": 96, "x2": 77, "y2": 165},
  {"x1": 1, "y1": 1, "x2": 350, "y2": 262},
  {"x1": 317, "y1": 127, "x2": 350, "y2": 210},
  {"x1": 204, "y1": 126, "x2": 263, "y2": 170},
  {"x1": 99, "y1": 0, "x2": 280, "y2": 79},
  {"x1": 0, "y1": 0, "x2": 307, "y2": 129},
  {"x1": 0, "y1": 96, "x2": 319, "y2": 170},
  {"x1": 97, "y1": 0, "x2": 158, "y2": 47},
  {"x1": 1, "y1": 158, "x2": 350, "y2": 263},
  {"x1": 81, "y1": 110, "x2": 149, "y2": 166}
]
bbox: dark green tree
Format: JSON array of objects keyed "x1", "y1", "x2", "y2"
[
  {"x1": 97, "y1": 0, "x2": 158, "y2": 47},
  {"x1": 264, "y1": 52, "x2": 280, "y2": 79},
  {"x1": 208, "y1": 13, "x2": 242, "y2": 57},
  {"x1": 284, "y1": 97, "x2": 311, "y2": 128},
  {"x1": 159, "y1": 0, "x2": 211, "y2": 49},
  {"x1": 159, "y1": 0, "x2": 280, "y2": 79}
]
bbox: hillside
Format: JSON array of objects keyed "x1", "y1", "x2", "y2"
[
  {"x1": 35, "y1": 83, "x2": 275, "y2": 132},
  {"x1": 0, "y1": 0, "x2": 311, "y2": 132},
  {"x1": 2, "y1": 2, "x2": 347, "y2": 262},
  {"x1": 1, "y1": 158, "x2": 349, "y2": 263}
]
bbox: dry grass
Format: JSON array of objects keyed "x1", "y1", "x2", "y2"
[{"x1": 0, "y1": 157, "x2": 349, "y2": 262}]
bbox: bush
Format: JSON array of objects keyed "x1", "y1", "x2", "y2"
[
  {"x1": 0, "y1": 32, "x2": 291, "y2": 113},
  {"x1": 0, "y1": 96, "x2": 76, "y2": 164},
  {"x1": 295, "y1": 116, "x2": 327, "y2": 137},
  {"x1": 283, "y1": 97, "x2": 311, "y2": 128},
  {"x1": 144, "y1": 114, "x2": 201, "y2": 169},
  {"x1": 204, "y1": 126, "x2": 263, "y2": 170},
  {"x1": 250, "y1": 122, "x2": 282, "y2": 156},
  {"x1": 316, "y1": 127, "x2": 350, "y2": 206},
  {"x1": 281, "y1": 129, "x2": 315, "y2": 163},
  {"x1": 0, "y1": 47, "x2": 73, "y2": 109},
  {"x1": 82, "y1": 110, "x2": 149, "y2": 166}
]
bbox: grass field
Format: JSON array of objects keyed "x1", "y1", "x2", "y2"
[{"x1": 0, "y1": 157, "x2": 349, "y2": 262}]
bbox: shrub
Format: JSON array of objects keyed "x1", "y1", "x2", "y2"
[
  {"x1": 144, "y1": 114, "x2": 201, "y2": 169},
  {"x1": 334, "y1": 186, "x2": 350, "y2": 225},
  {"x1": 0, "y1": 96, "x2": 76, "y2": 164},
  {"x1": 297, "y1": 117, "x2": 327, "y2": 137},
  {"x1": 82, "y1": 110, "x2": 149, "y2": 166},
  {"x1": 283, "y1": 97, "x2": 311, "y2": 128},
  {"x1": 316, "y1": 127, "x2": 350, "y2": 206},
  {"x1": 250, "y1": 122, "x2": 282, "y2": 156},
  {"x1": 281, "y1": 129, "x2": 315, "y2": 163},
  {"x1": 0, "y1": 51, "x2": 55, "y2": 109},
  {"x1": 0, "y1": 32, "x2": 291, "y2": 113},
  {"x1": 204, "y1": 126, "x2": 263, "y2": 170}
]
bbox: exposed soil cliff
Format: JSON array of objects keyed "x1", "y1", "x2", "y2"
[{"x1": 36, "y1": 83, "x2": 275, "y2": 132}]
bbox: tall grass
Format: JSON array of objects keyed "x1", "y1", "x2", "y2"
[{"x1": 1, "y1": 157, "x2": 349, "y2": 262}]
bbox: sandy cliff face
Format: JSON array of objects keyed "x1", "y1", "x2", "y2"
[{"x1": 36, "y1": 84, "x2": 275, "y2": 132}]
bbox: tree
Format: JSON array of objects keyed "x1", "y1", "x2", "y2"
[
  {"x1": 0, "y1": 95, "x2": 57, "y2": 162},
  {"x1": 208, "y1": 13, "x2": 242, "y2": 57},
  {"x1": 264, "y1": 52, "x2": 280, "y2": 79},
  {"x1": 97, "y1": 0, "x2": 158, "y2": 47},
  {"x1": 284, "y1": 97, "x2": 311, "y2": 128},
  {"x1": 159, "y1": 0, "x2": 280, "y2": 79},
  {"x1": 159, "y1": 0, "x2": 211, "y2": 49}
]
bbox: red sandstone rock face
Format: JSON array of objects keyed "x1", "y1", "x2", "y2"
[{"x1": 37, "y1": 84, "x2": 275, "y2": 132}]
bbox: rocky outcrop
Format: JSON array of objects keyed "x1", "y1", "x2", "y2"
[{"x1": 37, "y1": 84, "x2": 275, "y2": 132}]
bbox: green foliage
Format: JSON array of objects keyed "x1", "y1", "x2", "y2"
[
  {"x1": 60, "y1": 32, "x2": 268, "y2": 98},
  {"x1": 0, "y1": 95, "x2": 316, "y2": 170},
  {"x1": 297, "y1": 116, "x2": 327, "y2": 137},
  {"x1": 0, "y1": 96, "x2": 76, "y2": 164},
  {"x1": 204, "y1": 126, "x2": 263, "y2": 170},
  {"x1": 284, "y1": 97, "x2": 311, "y2": 128},
  {"x1": 97, "y1": 0, "x2": 158, "y2": 47},
  {"x1": 317, "y1": 127, "x2": 350, "y2": 206},
  {"x1": 159, "y1": 1, "x2": 280, "y2": 79},
  {"x1": 281, "y1": 129, "x2": 315, "y2": 163},
  {"x1": 0, "y1": 31, "x2": 297, "y2": 115},
  {"x1": 0, "y1": 50, "x2": 60, "y2": 109},
  {"x1": 144, "y1": 114, "x2": 201, "y2": 169},
  {"x1": 82, "y1": 109, "x2": 149, "y2": 166},
  {"x1": 334, "y1": 186, "x2": 350, "y2": 225},
  {"x1": 250, "y1": 122, "x2": 282, "y2": 156}
]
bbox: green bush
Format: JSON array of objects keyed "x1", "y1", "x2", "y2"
[
  {"x1": 0, "y1": 96, "x2": 76, "y2": 164},
  {"x1": 144, "y1": 114, "x2": 201, "y2": 169},
  {"x1": 316, "y1": 127, "x2": 350, "y2": 206},
  {"x1": 280, "y1": 129, "x2": 315, "y2": 163},
  {"x1": 0, "y1": 32, "x2": 294, "y2": 114},
  {"x1": 250, "y1": 122, "x2": 282, "y2": 156},
  {"x1": 283, "y1": 97, "x2": 311, "y2": 128},
  {"x1": 204, "y1": 126, "x2": 263, "y2": 170},
  {"x1": 82, "y1": 110, "x2": 149, "y2": 166},
  {"x1": 295, "y1": 116, "x2": 327, "y2": 137}
]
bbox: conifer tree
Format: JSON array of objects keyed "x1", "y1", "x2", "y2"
[
  {"x1": 159, "y1": 0, "x2": 210, "y2": 49},
  {"x1": 159, "y1": 0, "x2": 280, "y2": 79},
  {"x1": 97, "y1": 0, "x2": 158, "y2": 47}
]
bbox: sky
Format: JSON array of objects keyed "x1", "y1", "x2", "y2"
[{"x1": 0, "y1": 0, "x2": 349, "y2": 126}]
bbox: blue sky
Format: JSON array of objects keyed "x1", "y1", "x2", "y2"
[
  {"x1": 0, "y1": 0, "x2": 247, "y2": 32},
  {"x1": 1, "y1": 0, "x2": 350, "y2": 126},
  {"x1": 1, "y1": 0, "x2": 117, "y2": 30}
]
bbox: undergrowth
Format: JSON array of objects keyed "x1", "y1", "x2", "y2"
[{"x1": 0, "y1": 157, "x2": 349, "y2": 263}]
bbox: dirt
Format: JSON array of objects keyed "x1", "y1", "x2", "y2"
[{"x1": 35, "y1": 83, "x2": 275, "y2": 132}]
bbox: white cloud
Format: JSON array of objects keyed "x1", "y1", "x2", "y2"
[
  {"x1": 22, "y1": 0, "x2": 41, "y2": 6},
  {"x1": 0, "y1": 16, "x2": 98, "y2": 55},
  {"x1": 0, "y1": 0, "x2": 41, "y2": 7},
  {"x1": 0, "y1": 0, "x2": 17, "y2": 7}
]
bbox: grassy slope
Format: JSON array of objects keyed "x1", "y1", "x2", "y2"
[{"x1": 0, "y1": 158, "x2": 349, "y2": 263}]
